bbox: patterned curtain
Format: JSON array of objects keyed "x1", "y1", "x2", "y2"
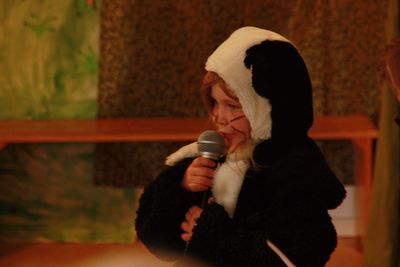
[{"x1": 96, "y1": 0, "x2": 388, "y2": 186}]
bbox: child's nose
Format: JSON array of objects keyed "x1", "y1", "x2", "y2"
[
  {"x1": 216, "y1": 115, "x2": 229, "y2": 125},
  {"x1": 213, "y1": 108, "x2": 229, "y2": 125}
]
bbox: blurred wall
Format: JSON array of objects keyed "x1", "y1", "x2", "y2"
[
  {"x1": 96, "y1": 0, "x2": 388, "y2": 187},
  {"x1": 0, "y1": 0, "x2": 136, "y2": 243},
  {"x1": 0, "y1": 0, "x2": 390, "y2": 243}
]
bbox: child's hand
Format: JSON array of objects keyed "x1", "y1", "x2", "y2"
[
  {"x1": 181, "y1": 205, "x2": 203, "y2": 242},
  {"x1": 181, "y1": 157, "x2": 216, "y2": 192}
]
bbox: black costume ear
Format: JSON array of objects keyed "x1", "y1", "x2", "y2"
[
  {"x1": 244, "y1": 41, "x2": 280, "y2": 100},
  {"x1": 244, "y1": 40, "x2": 314, "y2": 141}
]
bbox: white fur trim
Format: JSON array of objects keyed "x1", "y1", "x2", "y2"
[
  {"x1": 212, "y1": 156, "x2": 249, "y2": 218},
  {"x1": 205, "y1": 26, "x2": 291, "y2": 142},
  {"x1": 165, "y1": 142, "x2": 197, "y2": 166}
]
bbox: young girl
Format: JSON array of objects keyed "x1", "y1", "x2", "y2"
[{"x1": 135, "y1": 26, "x2": 346, "y2": 267}]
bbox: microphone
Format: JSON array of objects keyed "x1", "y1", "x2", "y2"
[{"x1": 197, "y1": 130, "x2": 226, "y2": 208}]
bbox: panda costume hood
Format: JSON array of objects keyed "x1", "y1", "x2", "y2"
[
  {"x1": 166, "y1": 26, "x2": 344, "y2": 218},
  {"x1": 205, "y1": 26, "x2": 311, "y2": 142}
]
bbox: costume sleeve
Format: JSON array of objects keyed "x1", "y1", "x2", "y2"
[
  {"x1": 186, "y1": 199, "x2": 337, "y2": 267},
  {"x1": 135, "y1": 158, "x2": 202, "y2": 261}
]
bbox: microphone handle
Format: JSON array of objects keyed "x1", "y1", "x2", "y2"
[
  {"x1": 185, "y1": 156, "x2": 221, "y2": 252},
  {"x1": 200, "y1": 159, "x2": 219, "y2": 208},
  {"x1": 201, "y1": 189, "x2": 212, "y2": 208}
]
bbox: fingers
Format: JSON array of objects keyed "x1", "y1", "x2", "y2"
[
  {"x1": 184, "y1": 206, "x2": 202, "y2": 223},
  {"x1": 181, "y1": 232, "x2": 191, "y2": 242},
  {"x1": 182, "y1": 177, "x2": 211, "y2": 192},
  {"x1": 190, "y1": 166, "x2": 215, "y2": 179},
  {"x1": 181, "y1": 220, "x2": 193, "y2": 242},
  {"x1": 182, "y1": 157, "x2": 216, "y2": 192},
  {"x1": 183, "y1": 183, "x2": 209, "y2": 192},
  {"x1": 191, "y1": 157, "x2": 216, "y2": 168},
  {"x1": 188, "y1": 206, "x2": 202, "y2": 217},
  {"x1": 181, "y1": 206, "x2": 203, "y2": 242},
  {"x1": 185, "y1": 211, "x2": 192, "y2": 222},
  {"x1": 181, "y1": 221, "x2": 190, "y2": 232},
  {"x1": 182, "y1": 174, "x2": 212, "y2": 192}
]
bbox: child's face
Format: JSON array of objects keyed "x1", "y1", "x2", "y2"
[{"x1": 210, "y1": 83, "x2": 251, "y2": 149}]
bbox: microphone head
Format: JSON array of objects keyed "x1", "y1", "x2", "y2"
[{"x1": 197, "y1": 130, "x2": 226, "y2": 161}]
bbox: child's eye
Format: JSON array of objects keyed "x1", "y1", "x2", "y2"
[{"x1": 227, "y1": 104, "x2": 240, "y2": 110}]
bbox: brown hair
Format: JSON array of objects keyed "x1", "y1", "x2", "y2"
[{"x1": 200, "y1": 71, "x2": 239, "y2": 115}]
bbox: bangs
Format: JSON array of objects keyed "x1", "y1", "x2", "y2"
[{"x1": 200, "y1": 72, "x2": 239, "y2": 113}]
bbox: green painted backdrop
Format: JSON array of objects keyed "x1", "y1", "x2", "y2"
[{"x1": 0, "y1": 0, "x2": 136, "y2": 243}]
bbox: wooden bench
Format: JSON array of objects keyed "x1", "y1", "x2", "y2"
[{"x1": 0, "y1": 115, "x2": 378, "y2": 236}]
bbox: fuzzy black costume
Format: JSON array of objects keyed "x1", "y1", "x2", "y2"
[{"x1": 135, "y1": 27, "x2": 346, "y2": 267}]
